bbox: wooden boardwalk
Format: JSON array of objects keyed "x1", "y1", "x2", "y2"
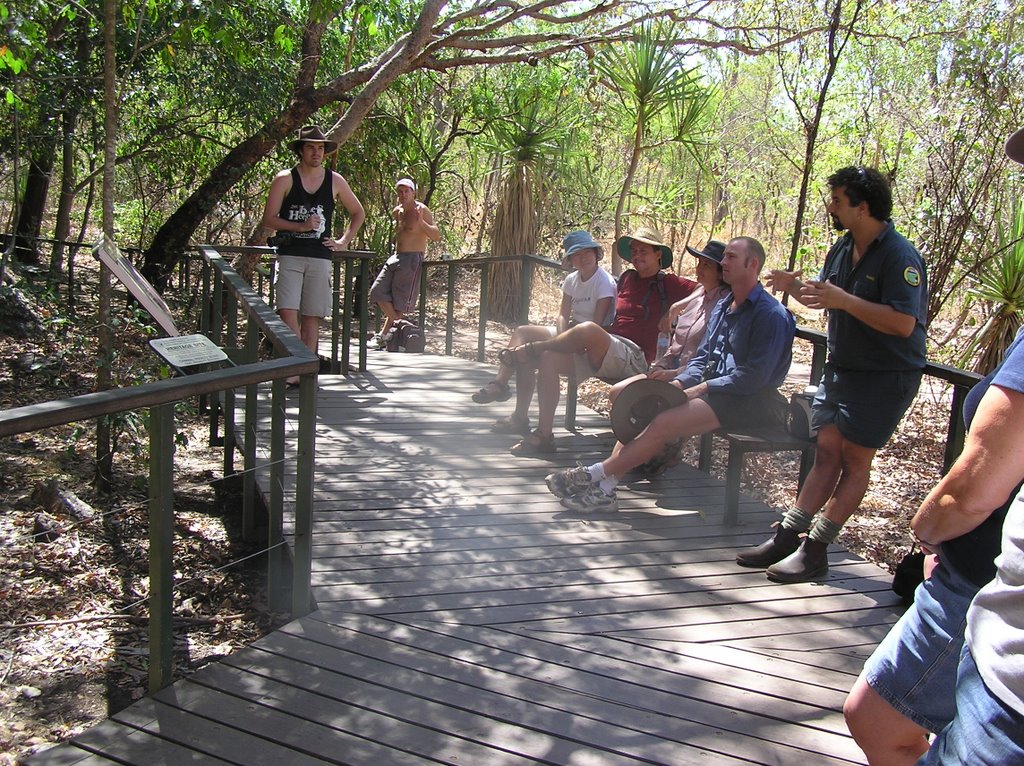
[{"x1": 29, "y1": 352, "x2": 903, "y2": 765}]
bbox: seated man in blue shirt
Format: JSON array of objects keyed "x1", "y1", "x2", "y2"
[{"x1": 545, "y1": 236, "x2": 796, "y2": 512}]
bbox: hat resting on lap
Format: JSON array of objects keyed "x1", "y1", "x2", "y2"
[{"x1": 611, "y1": 378, "x2": 688, "y2": 443}]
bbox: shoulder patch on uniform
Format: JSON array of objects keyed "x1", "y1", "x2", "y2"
[{"x1": 903, "y1": 266, "x2": 921, "y2": 287}]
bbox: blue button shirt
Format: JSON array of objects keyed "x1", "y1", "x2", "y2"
[{"x1": 676, "y1": 282, "x2": 795, "y2": 394}]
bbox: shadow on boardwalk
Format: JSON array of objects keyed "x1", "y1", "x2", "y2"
[{"x1": 28, "y1": 352, "x2": 901, "y2": 765}]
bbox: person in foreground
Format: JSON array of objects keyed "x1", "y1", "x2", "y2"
[
  {"x1": 471, "y1": 230, "x2": 616, "y2": 414},
  {"x1": 738, "y1": 165, "x2": 927, "y2": 583},
  {"x1": 915, "y1": 475, "x2": 1024, "y2": 765},
  {"x1": 544, "y1": 236, "x2": 795, "y2": 512},
  {"x1": 608, "y1": 239, "x2": 730, "y2": 405},
  {"x1": 368, "y1": 177, "x2": 441, "y2": 349},
  {"x1": 843, "y1": 127, "x2": 1024, "y2": 766},
  {"x1": 498, "y1": 227, "x2": 698, "y2": 455},
  {"x1": 262, "y1": 125, "x2": 365, "y2": 383}
]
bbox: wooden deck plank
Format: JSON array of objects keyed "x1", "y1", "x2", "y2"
[
  {"x1": 295, "y1": 612, "x2": 866, "y2": 765},
  {"x1": 29, "y1": 351, "x2": 898, "y2": 765}
]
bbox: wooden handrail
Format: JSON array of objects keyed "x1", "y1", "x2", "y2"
[{"x1": 0, "y1": 245, "x2": 320, "y2": 693}]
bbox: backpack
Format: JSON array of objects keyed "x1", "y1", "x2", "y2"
[{"x1": 386, "y1": 319, "x2": 426, "y2": 353}]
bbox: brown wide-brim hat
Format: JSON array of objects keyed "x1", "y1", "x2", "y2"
[
  {"x1": 288, "y1": 125, "x2": 339, "y2": 155},
  {"x1": 1007, "y1": 128, "x2": 1024, "y2": 165},
  {"x1": 615, "y1": 226, "x2": 673, "y2": 269},
  {"x1": 610, "y1": 378, "x2": 688, "y2": 444}
]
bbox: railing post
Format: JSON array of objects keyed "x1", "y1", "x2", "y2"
[
  {"x1": 359, "y1": 256, "x2": 370, "y2": 372},
  {"x1": 242, "y1": 316, "x2": 259, "y2": 541},
  {"x1": 222, "y1": 286, "x2": 237, "y2": 476},
  {"x1": 331, "y1": 254, "x2": 343, "y2": 374},
  {"x1": 292, "y1": 373, "x2": 317, "y2": 615},
  {"x1": 148, "y1": 402, "x2": 175, "y2": 692},
  {"x1": 478, "y1": 262, "x2": 490, "y2": 363},
  {"x1": 519, "y1": 255, "x2": 534, "y2": 326},
  {"x1": 809, "y1": 339, "x2": 827, "y2": 386},
  {"x1": 446, "y1": 263, "x2": 456, "y2": 356},
  {"x1": 419, "y1": 261, "x2": 428, "y2": 330},
  {"x1": 943, "y1": 383, "x2": 970, "y2": 474},
  {"x1": 340, "y1": 257, "x2": 353, "y2": 374},
  {"x1": 268, "y1": 377, "x2": 287, "y2": 611}
]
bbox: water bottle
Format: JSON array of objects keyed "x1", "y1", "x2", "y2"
[{"x1": 655, "y1": 331, "x2": 670, "y2": 362}]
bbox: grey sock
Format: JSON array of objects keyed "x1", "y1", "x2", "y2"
[
  {"x1": 781, "y1": 506, "x2": 815, "y2": 533},
  {"x1": 808, "y1": 515, "x2": 843, "y2": 545}
]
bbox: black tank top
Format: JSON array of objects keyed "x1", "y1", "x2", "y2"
[{"x1": 277, "y1": 167, "x2": 335, "y2": 260}]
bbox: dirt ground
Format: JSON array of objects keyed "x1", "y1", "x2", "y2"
[{"x1": 1, "y1": 281, "x2": 951, "y2": 763}]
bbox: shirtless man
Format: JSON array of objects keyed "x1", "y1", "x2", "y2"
[
  {"x1": 262, "y1": 125, "x2": 365, "y2": 382},
  {"x1": 368, "y1": 178, "x2": 441, "y2": 348}
]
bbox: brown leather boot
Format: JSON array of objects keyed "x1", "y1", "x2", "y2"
[
  {"x1": 765, "y1": 539, "x2": 830, "y2": 583},
  {"x1": 735, "y1": 526, "x2": 802, "y2": 568}
]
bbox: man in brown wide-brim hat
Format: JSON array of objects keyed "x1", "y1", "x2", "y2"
[{"x1": 262, "y1": 125, "x2": 364, "y2": 383}]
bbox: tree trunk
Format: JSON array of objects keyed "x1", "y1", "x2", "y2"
[
  {"x1": 95, "y1": 0, "x2": 117, "y2": 493},
  {"x1": 141, "y1": 0, "x2": 445, "y2": 291},
  {"x1": 14, "y1": 144, "x2": 57, "y2": 264},
  {"x1": 51, "y1": 109, "x2": 79, "y2": 278},
  {"x1": 613, "y1": 112, "x2": 646, "y2": 276}
]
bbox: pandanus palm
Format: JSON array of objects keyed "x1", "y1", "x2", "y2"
[
  {"x1": 484, "y1": 95, "x2": 571, "y2": 322},
  {"x1": 961, "y1": 200, "x2": 1024, "y2": 374},
  {"x1": 595, "y1": 20, "x2": 711, "y2": 272}
]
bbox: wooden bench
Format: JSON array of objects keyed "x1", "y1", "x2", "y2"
[{"x1": 698, "y1": 427, "x2": 815, "y2": 526}]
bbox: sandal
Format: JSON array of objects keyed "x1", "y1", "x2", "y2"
[
  {"x1": 472, "y1": 379, "x2": 512, "y2": 404},
  {"x1": 498, "y1": 342, "x2": 542, "y2": 368},
  {"x1": 491, "y1": 414, "x2": 530, "y2": 435},
  {"x1": 510, "y1": 429, "x2": 556, "y2": 456}
]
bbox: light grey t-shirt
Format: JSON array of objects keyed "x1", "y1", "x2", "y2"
[{"x1": 967, "y1": 488, "x2": 1024, "y2": 716}]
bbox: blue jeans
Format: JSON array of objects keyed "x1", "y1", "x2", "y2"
[
  {"x1": 862, "y1": 560, "x2": 976, "y2": 732},
  {"x1": 917, "y1": 646, "x2": 1024, "y2": 765}
]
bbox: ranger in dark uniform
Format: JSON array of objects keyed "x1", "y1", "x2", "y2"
[{"x1": 738, "y1": 165, "x2": 927, "y2": 582}]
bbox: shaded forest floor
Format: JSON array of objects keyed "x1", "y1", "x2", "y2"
[{"x1": 1, "y1": 267, "x2": 951, "y2": 763}]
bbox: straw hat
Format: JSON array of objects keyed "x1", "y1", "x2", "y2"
[{"x1": 615, "y1": 226, "x2": 673, "y2": 269}]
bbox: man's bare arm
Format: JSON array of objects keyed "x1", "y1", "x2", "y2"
[
  {"x1": 330, "y1": 173, "x2": 365, "y2": 250},
  {"x1": 912, "y1": 385, "x2": 1024, "y2": 551}
]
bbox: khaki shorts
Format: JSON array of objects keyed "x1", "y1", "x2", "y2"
[
  {"x1": 574, "y1": 334, "x2": 649, "y2": 383},
  {"x1": 275, "y1": 255, "x2": 332, "y2": 317}
]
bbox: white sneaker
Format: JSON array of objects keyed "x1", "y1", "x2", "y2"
[
  {"x1": 545, "y1": 464, "x2": 592, "y2": 498},
  {"x1": 560, "y1": 485, "x2": 618, "y2": 512}
]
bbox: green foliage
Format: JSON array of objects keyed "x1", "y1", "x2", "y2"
[{"x1": 960, "y1": 200, "x2": 1024, "y2": 373}]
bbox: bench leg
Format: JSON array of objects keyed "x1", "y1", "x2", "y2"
[
  {"x1": 698, "y1": 432, "x2": 714, "y2": 472},
  {"x1": 564, "y1": 375, "x2": 578, "y2": 431},
  {"x1": 724, "y1": 444, "x2": 744, "y2": 526}
]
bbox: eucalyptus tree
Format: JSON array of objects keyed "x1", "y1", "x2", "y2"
[
  {"x1": 594, "y1": 19, "x2": 712, "y2": 272},
  {"x1": 766, "y1": 0, "x2": 866, "y2": 275},
  {"x1": 139, "y1": 0, "x2": 649, "y2": 288}
]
